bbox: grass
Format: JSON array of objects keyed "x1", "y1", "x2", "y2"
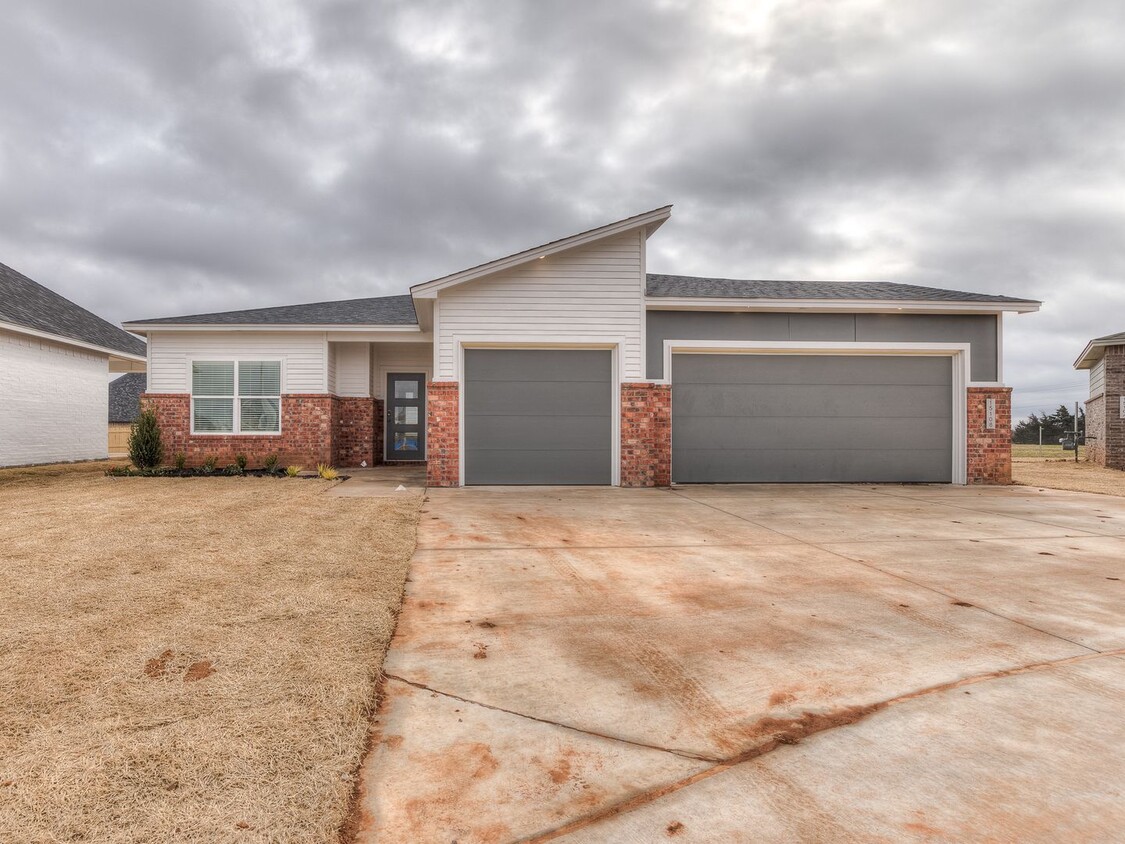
[
  {"x1": 1013, "y1": 459, "x2": 1125, "y2": 497},
  {"x1": 1011, "y1": 443, "x2": 1088, "y2": 462},
  {"x1": 0, "y1": 465, "x2": 421, "y2": 842}
]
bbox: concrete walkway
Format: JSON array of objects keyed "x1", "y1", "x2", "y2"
[
  {"x1": 352, "y1": 483, "x2": 1125, "y2": 843},
  {"x1": 329, "y1": 465, "x2": 426, "y2": 497}
]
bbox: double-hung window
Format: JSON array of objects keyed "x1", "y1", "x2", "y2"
[{"x1": 191, "y1": 361, "x2": 281, "y2": 434}]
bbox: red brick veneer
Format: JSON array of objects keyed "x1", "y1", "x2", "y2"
[
  {"x1": 335, "y1": 397, "x2": 376, "y2": 467},
  {"x1": 143, "y1": 393, "x2": 336, "y2": 468},
  {"x1": 1086, "y1": 345, "x2": 1124, "y2": 469},
  {"x1": 426, "y1": 382, "x2": 460, "y2": 487},
  {"x1": 967, "y1": 386, "x2": 1012, "y2": 484},
  {"x1": 620, "y1": 383, "x2": 671, "y2": 487}
]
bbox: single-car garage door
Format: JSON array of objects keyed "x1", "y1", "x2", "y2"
[
  {"x1": 465, "y1": 349, "x2": 613, "y2": 485},
  {"x1": 672, "y1": 354, "x2": 953, "y2": 483}
]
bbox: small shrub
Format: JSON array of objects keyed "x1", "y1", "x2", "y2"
[
  {"x1": 262, "y1": 454, "x2": 280, "y2": 473},
  {"x1": 317, "y1": 463, "x2": 339, "y2": 480},
  {"x1": 224, "y1": 464, "x2": 244, "y2": 476},
  {"x1": 200, "y1": 456, "x2": 218, "y2": 475},
  {"x1": 174, "y1": 452, "x2": 187, "y2": 470},
  {"x1": 128, "y1": 408, "x2": 164, "y2": 469},
  {"x1": 234, "y1": 453, "x2": 248, "y2": 470},
  {"x1": 284, "y1": 465, "x2": 302, "y2": 477}
]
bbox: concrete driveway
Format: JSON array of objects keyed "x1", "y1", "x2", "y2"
[{"x1": 352, "y1": 484, "x2": 1125, "y2": 843}]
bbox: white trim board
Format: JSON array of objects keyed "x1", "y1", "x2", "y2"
[
  {"x1": 644, "y1": 297, "x2": 1040, "y2": 315},
  {"x1": 661, "y1": 339, "x2": 972, "y2": 485},
  {"x1": 0, "y1": 319, "x2": 146, "y2": 363}
]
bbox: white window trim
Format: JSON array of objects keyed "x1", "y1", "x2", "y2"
[
  {"x1": 189, "y1": 358, "x2": 285, "y2": 436},
  {"x1": 455, "y1": 337, "x2": 624, "y2": 487},
  {"x1": 661, "y1": 339, "x2": 972, "y2": 485}
]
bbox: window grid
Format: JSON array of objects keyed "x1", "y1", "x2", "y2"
[{"x1": 191, "y1": 360, "x2": 282, "y2": 435}]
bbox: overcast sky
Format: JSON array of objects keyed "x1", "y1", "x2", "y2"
[{"x1": 2, "y1": 0, "x2": 1122, "y2": 418}]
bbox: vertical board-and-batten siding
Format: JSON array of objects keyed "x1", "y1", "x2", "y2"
[
  {"x1": 0, "y1": 328, "x2": 109, "y2": 466},
  {"x1": 1090, "y1": 357, "x2": 1106, "y2": 398},
  {"x1": 434, "y1": 231, "x2": 646, "y2": 381},
  {"x1": 146, "y1": 331, "x2": 328, "y2": 393}
]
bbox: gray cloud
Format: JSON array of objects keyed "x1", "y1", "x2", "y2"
[{"x1": 1, "y1": 0, "x2": 1122, "y2": 416}]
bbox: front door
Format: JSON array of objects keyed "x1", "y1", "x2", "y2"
[{"x1": 386, "y1": 373, "x2": 426, "y2": 462}]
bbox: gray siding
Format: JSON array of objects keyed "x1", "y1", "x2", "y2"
[
  {"x1": 464, "y1": 349, "x2": 612, "y2": 485},
  {"x1": 646, "y1": 311, "x2": 998, "y2": 382},
  {"x1": 672, "y1": 354, "x2": 953, "y2": 483}
]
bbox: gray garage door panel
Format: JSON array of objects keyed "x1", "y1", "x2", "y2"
[
  {"x1": 465, "y1": 349, "x2": 612, "y2": 485},
  {"x1": 672, "y1": 354, "x2": 953, "y2": 483}
]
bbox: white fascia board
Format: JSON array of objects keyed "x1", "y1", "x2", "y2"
[
  {"x1": 124, "y1": 323, "x2": 423, "y2": 335},
  {"x1": 1073, "y1": 340, "x2": 1107, "y2": 370},
  {"x1": 644, "y1": 297, "x2": 1041, "y2": 315},
  {"x1": 410, "y1": 205, "x2": 672, "y2": 299},
  {"x1": 0, "y1": 319, "x2": 147, "y2": 362}
]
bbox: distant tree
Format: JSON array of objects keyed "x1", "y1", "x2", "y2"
[{"x1": 1012, "y1": 404, "x2": 1084, "y2": 444}]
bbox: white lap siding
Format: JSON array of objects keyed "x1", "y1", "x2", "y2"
[
  {"x1": 146, "y1": 331, "x2": 328, "y2": 394},
  {"x1": 434, "y1": 231, "x2": 646, "y2": 381},
  {"x1": 371, "y1": 342, "x2": 433, "y2": 399},
  {"x1": 0, "y1": 329, "x2": 108, "y2": 466}
]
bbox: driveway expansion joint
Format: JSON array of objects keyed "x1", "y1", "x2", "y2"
[
  {"x1": 516, "y1": 648, "x2": 1125, "y2": 843},
  {"x1": 383, "y1": 674, "x2": 719, "y2": 763}
]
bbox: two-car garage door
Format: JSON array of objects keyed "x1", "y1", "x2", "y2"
[
  {"x1": 461, "y1": 349, "x2": 953, "y2": 485},
  {"x1": 671, "y1": 354, "x2": 953, "y2": 483}
]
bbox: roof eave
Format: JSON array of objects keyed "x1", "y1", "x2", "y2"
[
  {"x1": 123, "y1": 322, "x2": 422, "y2": 334},
  {"x1": 1, "y1": 319, "x2": 146, "y2": 361},
  {"x1": 643, "y1": 297, "x2": 1042, "y2": 314},
  {"x1": 410, "y1": 205, "x2": 673, "y2": 300}
]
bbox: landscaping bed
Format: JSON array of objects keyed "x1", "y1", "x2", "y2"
[{"x1": 0, "y1": 463, "x2": 421, "y2": 842}]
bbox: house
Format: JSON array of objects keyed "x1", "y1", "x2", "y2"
[
  {"x1": 108, "y1": 372, "x2": 147, "y2": 456},
  {"x1": 1074, "y1": 331, "x2": 1125, "y2": 470},
  {"x1": 123, "y1": 207, "x2": 1039, "y2": 486},
  {"x1": 1, "y1": 262, "x2": 147, "y2": 467}
]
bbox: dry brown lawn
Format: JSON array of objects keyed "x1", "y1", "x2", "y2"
[
  {"x1": 0, "y1": 466, "x2": 421, "y2": 842},
  {"x1": 1013, "y1": 459, "x2": 1125, "y2": 496}
]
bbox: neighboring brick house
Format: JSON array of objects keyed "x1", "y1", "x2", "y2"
[
  {"x1": 123, "y1": 207, "x2": 1040, "y2": 486},
  {"x1": 1075, "y1": 331, "x2": 1125, "y2": 470},
  {"x1": 0, "y1": 262, "x2": 147, "y2": 467}
]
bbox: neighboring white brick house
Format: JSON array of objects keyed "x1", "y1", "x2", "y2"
[{"x1": 0, "y1": 262, "x2": 146, "y2": 468}]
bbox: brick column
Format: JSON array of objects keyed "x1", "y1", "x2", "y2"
[
  {"x1": 620, "y1": 383, "x2": 672, "y2": 487},
  {"x1": 426, "y1": 382, "x2": 460, "y2": 487},
  {"x1": 966, "y1": 386, "x2": 1012, "y2": 484},
  {"x1": 372, "y1": 398, "x2": 385, "y2": 465},
  {"x1": 335, "y1": 397, "x2": 375, "y2": 467},
  {"x1": 1086, "y1": 395, "x2": 1106, "y2": 466},
  {"x1": 1100, "y1": 345, "x2": 1125, "y2": 470}
]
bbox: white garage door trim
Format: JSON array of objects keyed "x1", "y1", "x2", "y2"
[
  {"x1": 454, "y1": 337, "x2": 624, "y2": 486},
  {"x1": 663, "y1": 340, "x2": 971, "y2": 485}
]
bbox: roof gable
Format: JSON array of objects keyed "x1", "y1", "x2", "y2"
[
  {"x1": 1074, "y1": 330, "x2": 1125, "y2": 369},
  {"x1": 409, "y1": 206, "x2": 671, "y2": 299},
  {"x1": 0, "y1": 262, "x2": 146, "y2": 357}
]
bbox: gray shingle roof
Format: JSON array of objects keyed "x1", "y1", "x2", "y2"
[
  {"x1": 126, "y1": 294, "x2": 418, "y2": 326},
  {"x1": 645, "y1": 274, "x2": 1040, "y2": 304},
  {"x1": 1090, "y1": 330, "x2": 1125, "y2": 345},
  {"x1": 0, "y1": 262, "x2": 146, "y2": 356},
  {"x1": 109, "y1": 372, "x2": 147, "y2": 423}
]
